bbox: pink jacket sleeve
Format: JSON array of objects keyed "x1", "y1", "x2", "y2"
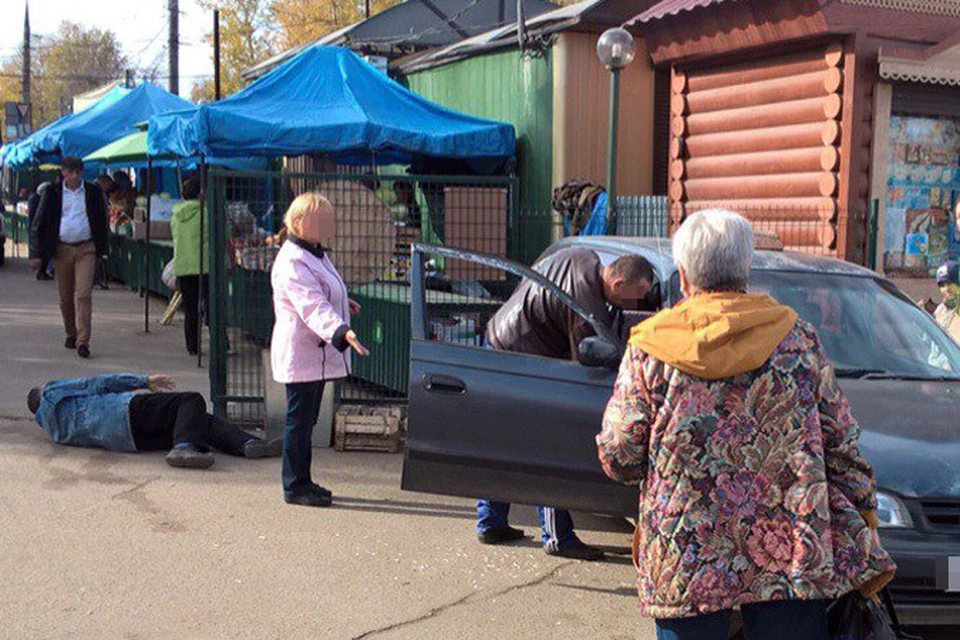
[{"x1": 283, "y1": 258, "x2": 347, "y2": 344}]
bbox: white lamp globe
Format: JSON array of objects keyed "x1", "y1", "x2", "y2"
[{"x1": 597, "y1": 27, "x2": 636, "y2": 69}]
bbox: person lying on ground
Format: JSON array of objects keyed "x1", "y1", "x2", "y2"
[{"x1": 27, "y1": 373, "x2": 281, "y2": 469}]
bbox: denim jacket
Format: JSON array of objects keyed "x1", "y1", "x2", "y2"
[{"x1": 34, "y1": 374, "x2": 149, "y2": 452}]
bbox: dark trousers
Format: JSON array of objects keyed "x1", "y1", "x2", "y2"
[
  {"x1": 655, "y1": 599, "x2": 829, "y2": 640},
  {"x1": 178, "y1": 274, "x2": 208, "y2": 353},
  {"x1": 128, "y1": 392, "x2": 253, "y2": 455},
  {"x1": 476, "y1": 338, "x2": 576, "y2": 551},
  {"x1": 476, "y1": 500, "x2": 576, "y2": 551},
  {"x1": 282, "y1": 381, "x2": 325, "y2": 496}
]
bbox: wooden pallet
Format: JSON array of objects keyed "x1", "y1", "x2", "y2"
[{"x1": 333, "y1": 405, "x2": 405, "y2": 453}]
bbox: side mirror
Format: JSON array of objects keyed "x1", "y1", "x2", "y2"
[{"x1": 578, "y1": 336, "x2": 622, "y2": 370}]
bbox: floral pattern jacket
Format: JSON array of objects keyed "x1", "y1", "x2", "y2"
[{"x1": 597, "y1": 320, "x2": 895, "y2": 619}]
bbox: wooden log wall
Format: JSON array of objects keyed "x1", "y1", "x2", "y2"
[{"x1": 668, "y1": 44, "x2": 846, "y2": 253}]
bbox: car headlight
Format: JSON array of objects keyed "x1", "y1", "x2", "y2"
[{"x1": 875, "y1": 491, "x2": 914, "y2": 529}]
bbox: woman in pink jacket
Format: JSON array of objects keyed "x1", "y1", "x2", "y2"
[{"x1": 271, "y1": 193, "x2": 368, "y2": 507}]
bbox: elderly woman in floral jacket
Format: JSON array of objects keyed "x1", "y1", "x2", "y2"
[{"x1": 597, "y1": 209, "x2": 895, "y2": 640}]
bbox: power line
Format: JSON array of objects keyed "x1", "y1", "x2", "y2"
[{"x1": 0, "y1": 72, "x2": 213, "y2": 80}]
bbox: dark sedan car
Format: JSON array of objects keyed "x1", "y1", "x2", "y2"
[{"x1": 402, "y1": 237, "x2": 960, "y2": 625}]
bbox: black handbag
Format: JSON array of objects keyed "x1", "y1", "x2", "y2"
[{"x1": 827, "y1": 587, "x2": 921, "y2": 640}]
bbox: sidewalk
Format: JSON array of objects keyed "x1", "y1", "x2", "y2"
[{"x1": 0, "y1": 242, "x2": 652, "y2": 640}]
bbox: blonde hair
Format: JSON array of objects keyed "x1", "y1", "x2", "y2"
[{"x1": 284, "y1": 192, "x2": 333, "y2": 237}]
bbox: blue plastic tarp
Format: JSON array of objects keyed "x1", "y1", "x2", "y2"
[
  {"x1": 3, "y1": 85, "x2": 132, "y2": 168},
  {"x1": 562, "y1": 191, "x2": 608, "y2": 237},
  {"x1": 34, "y1": 83, "x2": 192, "y2": 161},
  {"x1": 148, "y1": 46, "x2": 515, "y2": 164}
]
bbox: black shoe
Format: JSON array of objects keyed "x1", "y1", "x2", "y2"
[
  {"x1": 37, "y1": 271, "x2": 53, "y2": 281},
  {"x1": 309, "y1": 483, "x2": 333, "y2": 498},
  {"x1": 478, "y1": 526, "x2": 526, "y2": 545},
  {"x1": 187, "y1": 349, "x2": 198, "y2": 356},
  {"x1": 242, "y1": 438, "x2": 283, "y2": 459},
  {"x1": 77, "y1": 344, "x2": 90, "y2": 359},
  {"x1": 65, "y1": 336, "x2": 77, "y2": 349},
  {"x1": 545, "y1": 538, "x2": 605, "y2": 561},
  {"x1": 165, "y1": 444, "x2": 215, "y2": 469},
  {"x1": 284, "y1": 490, "x2": 333, "y2": 507}
]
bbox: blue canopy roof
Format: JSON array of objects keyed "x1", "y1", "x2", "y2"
[
  {"x1": 148, "y1": 46, "x2": 515, "y2": 164},
  {"x1": 34, "y1": 82, "x2": 193, "y2": 161},
  {"x1": 2, "y1": 85, "x2": 133, "y2": 168}
]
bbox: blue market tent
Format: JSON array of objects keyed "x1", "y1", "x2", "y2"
[
  {"x1": 148, "y1": 46, "x2": 515, "y2": 164},
  {"x1": 33, "y1": 82, "x2": 193, "y2": 162},
  {"x1": 3, "y1": 85, "x2": 132, "y2": 168}
]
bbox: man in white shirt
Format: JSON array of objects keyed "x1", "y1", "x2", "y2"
[{"x1": 30, "y1": 156, "x2": 109, "y2": 359}]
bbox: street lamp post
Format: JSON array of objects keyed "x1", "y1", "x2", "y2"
[{"x1": 597, "y1": 27, "x2": 635, "y2": 235}]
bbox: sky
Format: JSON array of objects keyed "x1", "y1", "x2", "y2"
[{"x1": 0, "y1": 0, "x2": 215, "y2": 97}]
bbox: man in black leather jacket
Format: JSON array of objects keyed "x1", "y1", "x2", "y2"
[{"x1": 478, "y1": 247, "x2": 654, "y2": 560}]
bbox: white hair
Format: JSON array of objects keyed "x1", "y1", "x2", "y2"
[{"x1": 672, "y1": 209, "x2": 754, "y2": 292}]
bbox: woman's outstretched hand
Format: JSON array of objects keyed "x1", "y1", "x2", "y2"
[{"x1": 345, "y1": 330, "x2": 369, "y2": 356}]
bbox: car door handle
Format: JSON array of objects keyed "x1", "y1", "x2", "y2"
[{"x1": 422, "y1": 374, "x2": 466, "y2": 395}]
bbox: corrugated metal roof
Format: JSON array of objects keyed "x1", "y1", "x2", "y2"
[
  {"x1": 634, "y1": 0, "x2": 734, "y2": 23},
  {"x1": 243, "y1": 0, "x2": 558, "y2": 79},
  {"x1": 397, "y1": 0, "x2": 656, "y2": 73}
]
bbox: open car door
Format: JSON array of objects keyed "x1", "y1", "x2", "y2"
[{"x1": 401, "y1": 245, "x2": 637, "y2": 517}]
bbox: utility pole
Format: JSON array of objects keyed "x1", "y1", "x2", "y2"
[
  {"x1": 214, "y1": 9, "x2": 221, "y2": 100},
  {"x1": 168, "y1": 0, "x2": 180, "y2": 95},
  {"x1": 21, "y1": 1, "x2": 30, "y2": 105},
  {"x1": 365, "y1": 0, "x2": 371, "y2": 19},
  {"x1": 516, "y1": 0, "x2": 526, "y2": 51}
]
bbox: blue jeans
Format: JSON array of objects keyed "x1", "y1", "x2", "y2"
[
  {"x1": 476, "y1": 499, "x2": 576, "y2": 551},
  {"x1": 282, "y1": 380, "x2": 325, "y2": 496},
  {"x1": 655, "y1": 599, "x2": 829, "y2": 640}
]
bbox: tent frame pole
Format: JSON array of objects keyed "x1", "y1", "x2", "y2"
[
  {"x1": 198, "y1": 156, "x2": 206, "y2": 369},
  {"x1": 145, "y1": 160, "x2": 152, "y2": 333}
]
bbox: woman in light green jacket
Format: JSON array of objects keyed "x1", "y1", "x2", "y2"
[{"x1": 170, "y1": 178, "x2": 209, "y2": 355}]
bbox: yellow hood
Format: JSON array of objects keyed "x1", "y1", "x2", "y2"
[{"x1": 630, "y1": 292, "x2": 798, "y2": 380}]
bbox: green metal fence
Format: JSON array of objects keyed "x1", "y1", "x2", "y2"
[{"x1": 205, "y1": 168, "x2": 522, "y2": 425}]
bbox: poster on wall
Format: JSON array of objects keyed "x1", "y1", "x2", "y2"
[{"x1": 884, "y1": 115, "x2": 960, "y2": 275}]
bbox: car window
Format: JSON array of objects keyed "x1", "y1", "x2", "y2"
[
  {"x1": 751, "y1": 271, "x2": 960, "y2": 376},
  {"x1": 413, "y1": 246, "x2": 621, "y2": 359}
]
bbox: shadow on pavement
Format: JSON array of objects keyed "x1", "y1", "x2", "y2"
[{"x1": 332, "y1": 495, "x2": 477, "y2": 521}]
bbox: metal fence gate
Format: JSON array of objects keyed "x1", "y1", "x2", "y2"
[{"x1": 206, "y1": 168, "x2": 521, "y2": 425}]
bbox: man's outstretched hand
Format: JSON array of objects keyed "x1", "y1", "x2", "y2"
[{"x1": 147, "y1": 375, "x2": 175, "y2": 391}]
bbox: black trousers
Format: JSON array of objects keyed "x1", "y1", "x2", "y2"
[
  {"x1": 128, "y1": 392, "x2": 252, "y2": 455},
  {"x1": 178, "y1": 274, "x2": 209, "y2": 353}
]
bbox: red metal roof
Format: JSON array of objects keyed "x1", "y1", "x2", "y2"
[{"x1": 633, "y1": 0, "x2": 735, "y2": 23}]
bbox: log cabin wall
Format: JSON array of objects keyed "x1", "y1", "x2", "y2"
[{"x1": 668, "y1": 43, "x2": 850, "y2": 256}]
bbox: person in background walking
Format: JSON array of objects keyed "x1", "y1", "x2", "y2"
[
  {"x1": 109, "y1": 170, "x2": 137, "y2": 218},
  {"x1": 270, "y1": 193, "x2": 368, "y2": 507},
  {"x1": 170, "y1": 178, "x2": 208, "y2": 356},
  {"x1": 597, "y1": 209, "x2": 894, "y2": 640},
  {"x1": 94, "y1": 174, "x2": 114, "y2": 201},
  {"x1": 26, "y1": 182, "x2": 52, "y2": 280},
  {"x1": 29, "y1": 156, "x2": 108, "y2": 359},
  {"x1": 935, "y1": 259, "x2": 960, "y2": 343}
]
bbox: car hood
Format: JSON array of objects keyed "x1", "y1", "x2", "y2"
[{"x1": 841, "y1": 379, "x2": 960, "y2": 498}]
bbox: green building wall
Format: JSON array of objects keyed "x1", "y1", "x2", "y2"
[{"x1": 403, "y1": 48, "x2": 554, "y2": 262}]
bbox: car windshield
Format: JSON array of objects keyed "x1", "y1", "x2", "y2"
[{"x1": 750, "y1": 271, "x2": 960, "y2": 379}]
